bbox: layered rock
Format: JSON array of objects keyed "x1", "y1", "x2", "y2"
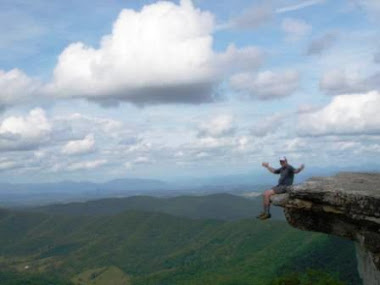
[{"x1": 271, "y1": 172, "x2": 380, "y2": 285}]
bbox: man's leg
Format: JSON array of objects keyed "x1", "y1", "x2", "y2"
[
  {"x1": 257, "y1": 189, "x2": 275, "y2": 218},
  {"x1": 263, "y1": 189, "x2": 275, "y2": 215}
]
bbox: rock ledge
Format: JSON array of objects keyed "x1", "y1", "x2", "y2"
[{"x1": 271, "y1": 172, "x2": 380, "y2": 285}]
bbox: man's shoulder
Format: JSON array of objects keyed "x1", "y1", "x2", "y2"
[{"x1": 287, "y1": 164, "x2": 295, "y2": 170}]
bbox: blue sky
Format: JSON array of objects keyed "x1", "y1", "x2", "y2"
[{"x1": 0, "y1": 0, "x2": 379, "y2": 183}]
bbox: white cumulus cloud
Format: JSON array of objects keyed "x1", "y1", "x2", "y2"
[
  {"x1": 319, "y1": 69, "x2": 362, "y2": 94},
  {"x1": 0, "y1": 69, "x2": 41, "y2": 108},
  {"x1": 215, "y1": 44, "x2": 263, "y2": 73},
  {"x1": 61, "y1": 134, "x2": 95, "y2": 155},
  {"x1": 320, "y1": 69, "x2": 380, "y2": 95},
  {"x1": 0, "y1": 108, "x2": 51, "y2": 150},
  {"x1": 297, "y1": 90, "x2": 380, "y2": 136},
  {"x1": 230, "y1": 70, "x2": 300, "y2": 100},
  {"x1": 197, "y1": 115, "x2": 236, "y2": 138},
  {"x1": 45, "y1": 0, "x2": 262, "y2": 106}
]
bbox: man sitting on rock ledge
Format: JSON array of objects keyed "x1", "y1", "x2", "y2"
[{"x1": 257, "y1": 156, "x2": 305, "y2": 220}]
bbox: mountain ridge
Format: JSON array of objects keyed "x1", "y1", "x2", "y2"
[{"x1": 26, "y1": 193, "x2": 286, "y2": 221}]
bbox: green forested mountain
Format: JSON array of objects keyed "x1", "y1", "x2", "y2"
[
  {"x1": 0, "y1": 205, "x2": 360, "y2": 285},
  {"x1": 28, "y1": 193, "x2": 286, "y2": 221}
]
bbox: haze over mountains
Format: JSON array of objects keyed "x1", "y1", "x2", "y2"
[
  {"x1": 0, "y1": 178, "x2": 167, "y2": 207},
  {"x1": 0, "y1": 165, "x2": 367, "y2": 207},
  {"x1": 0, "y1": 176, "x2": 270, "y2": 207}
]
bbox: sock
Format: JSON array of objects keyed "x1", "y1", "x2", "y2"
[{"x1": 264, "y1": 205, "x2": 270, "y2": 215}]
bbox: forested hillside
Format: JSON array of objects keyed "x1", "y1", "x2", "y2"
[{"x1": 0, "y1": 203, "x2": 360, "y2": 285}]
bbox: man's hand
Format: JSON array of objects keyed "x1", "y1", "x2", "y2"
[
  {"x1": 262, "y1": 162, "x2": 276, "y2": 173},
  {"x1": 295, "y1": 164, "x2": 305, "y2": 174}
]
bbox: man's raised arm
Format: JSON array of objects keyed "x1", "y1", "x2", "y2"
[
  {"x1": 262, "y1": 162, "x2": 278, "y2": 174},
  {"x1": 294, "y1": 164, "x2": 305, "y2": 174}
]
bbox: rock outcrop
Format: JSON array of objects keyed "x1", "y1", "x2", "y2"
[{"x1": 271, "y1": 172, "x2": 380, "y2": 285}]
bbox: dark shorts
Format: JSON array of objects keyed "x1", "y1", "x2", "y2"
[{"x1": 272, "y1": 185, "x2": 290, "y2": 194}]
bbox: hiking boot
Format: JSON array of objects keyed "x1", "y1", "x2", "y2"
[
  {"x1": 256, "y1": 212, "x2": 266, "y2": 219},
  {"x1": 259, "y1": 213, "x2": 271, "y2": 220}
]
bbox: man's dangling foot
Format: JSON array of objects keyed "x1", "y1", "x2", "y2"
[
  {"x1": 259, "y1": 213, "x2": 272, "y2": 220},
  {"x1": 256, "y1": 212, "x2": 266, "y2": 219}
]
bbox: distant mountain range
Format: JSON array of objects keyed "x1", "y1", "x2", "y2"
[
  {"x1": 0, "y1": 178, "x2": 169, "y2": 206},
  {"x1": 0, "y1": 176, "x2": 272, "y2": 207},
  {"x1": 1, "y1": 165, "x2": 378, "y2": 207},
  {"x1": 0, "y1": 177, "x2": 167, "y2": 193}
]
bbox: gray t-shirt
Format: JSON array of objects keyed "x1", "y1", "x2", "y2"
[{"x1": 274, "y1": 165, "x2": 295, "y2": 186}]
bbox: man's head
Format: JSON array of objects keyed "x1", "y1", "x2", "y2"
[{"x1": 279, "y1": 156, "x2": 288, "y2": 167}]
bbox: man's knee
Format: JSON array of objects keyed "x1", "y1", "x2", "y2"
[{"x1": 263, "y1": 189, "x2": 275, "y2": 196}]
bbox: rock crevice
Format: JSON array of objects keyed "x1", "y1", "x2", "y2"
[{"x1": 271, "y1": 172, "x2": 380, "y2": 285}]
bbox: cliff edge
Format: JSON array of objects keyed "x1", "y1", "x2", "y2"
[{"x1": 271, "y1": 172, "x2": 380, "y2": 285}]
